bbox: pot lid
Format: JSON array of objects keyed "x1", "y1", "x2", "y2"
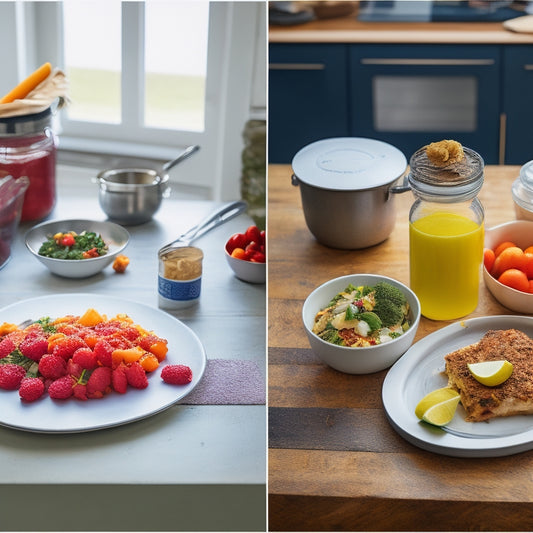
[{"x1": 291, "y1": 137, "x2": 407, "y2": 191}]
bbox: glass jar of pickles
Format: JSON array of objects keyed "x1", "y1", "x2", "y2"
[{"x1": 408, "y1": 141, "x2": 485, "y2": 320}]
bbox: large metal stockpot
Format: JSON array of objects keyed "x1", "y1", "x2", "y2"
[{"x1": 291, "y1": 137, "x2": 407, "y2": 249}]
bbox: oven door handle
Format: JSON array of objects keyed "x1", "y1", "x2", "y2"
[
  {"x1": 360, "y1": 58, "x2": 495, "y2": 66},
  {"x1": 269, "y1": 63, "x2": 326, "y2": 71}
]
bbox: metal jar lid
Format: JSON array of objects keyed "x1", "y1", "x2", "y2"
[
  {"x1": 408, "y1": 145, "x2": 484, "y2": 202},
  {"x1": 291, "y1": 137, "x2": 407, "y2": 191},
  {"x1": 512, "y1": 160, "x2": 533, "y2": 211},
  {"x1": 0, "y1": 107, "x2": 53, "y2": 136}
]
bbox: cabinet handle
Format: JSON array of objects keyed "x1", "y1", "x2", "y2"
[
  {"x1": 499, "y1": 112, "x2": 507, "y2": 165},
  {"x1": 523, "y1": 64, "x2": 533, "y2": 70},
  {"x1": 360, "y1": 58, "x2": 495, "y2": 66},
  {"x1": 269, "y1": 63, "x2": 325, "y2": 71}
]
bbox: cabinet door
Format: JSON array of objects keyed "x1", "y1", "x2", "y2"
[
  {"x1": 349, "y1": 44, "x2": 501, "y2": 163},
  {"x1": 503, "y1": 46, "x2": 533, "y2": 165},
  {"x1": 269, "y1": 44, "x2": 349, "y2": 163}
]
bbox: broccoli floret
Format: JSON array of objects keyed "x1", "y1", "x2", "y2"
[
  {"x1": 319, "y1": 327, "x2": 344, "y2": 346},
  {"x1": 373, "y1": 299, "x2": 405, "y2": 327},
  {"x1": 358, "y1": 311, "x2": 382, "y2": 332},
  {"x1": 373, "y1": 282, "x2": 407, "y2": 307}
]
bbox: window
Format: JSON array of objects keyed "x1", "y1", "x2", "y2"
[{"x1": 0, "y1": 1, "x2": 266, "y2": 200}]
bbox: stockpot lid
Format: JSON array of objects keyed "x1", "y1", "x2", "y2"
[{"x1": 291, "y1": 137, "x2": 407, "y2": 191}]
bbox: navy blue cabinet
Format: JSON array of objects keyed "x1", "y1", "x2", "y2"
[
  {"x1": 269, "y1": 42, "x2": 529, "y2": 165},
  {"x1": 503, "y1": 46, "x2": 533, "y2": 165},
  {"x1": 268, "y1": 44, "x2": 350, "y2": 163}
]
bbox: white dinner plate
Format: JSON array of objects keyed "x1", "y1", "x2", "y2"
[
  {"x1": 0, "y1": 293, "x2": 206, "y2": 433},
  {"x1": 382, "y1": 315, "x2": 533, "y2": 457}
]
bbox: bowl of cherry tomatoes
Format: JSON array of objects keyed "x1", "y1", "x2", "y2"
[
  {"x1": 224, "y1": 225, "x2": 266, "y2": 284},
  {"x1": 483, "y1": 220, "x2": 533, "y2": 314}
]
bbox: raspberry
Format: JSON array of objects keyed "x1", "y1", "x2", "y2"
[
  {"x1": 65, "y1": 359, "x2": 83, "y2": 380},
  {"x1": 19, "y1": 335, "x2": 48, "y2": 362},
  {"x1": 0, "y1": 337, "x2": 16, "y2": 359},
  {"x1": 73, "y1": 383, "x2": 88, "y2": 401},
  {"x1": 93, "y1": 339, "x2": 113, "y2": 367},
  {"x1": 125, "y1": 361, "x2": 148, "y2": 389},
  {"x1": 87, "y1": 367, "x2": 112, "y2": 398},
  {"x1": 48, "y1": 376, "x2": 74, "y2": 399},
  {"x1": 38, "y1": 354, "x2": 67, "y2": 380},
  {"x1": 137, "y1": 334, "x2": 166, "y2": 351},
  {"x1": 72, "y1": 347, "x2": 97, "y2": 370},
  {"x1": 52, "y1": 336, "x2": 87, "y2": 360},
  {"x1": 19, "y1": 377, "x2": 45, "y2": 402},
  {"x1": 111, "y1": 366, "x2": 128, "y2": 394},
  {"x1": 161, "y1": 364, "x2": 193, "y2": 385},
  {"x1": 0, "y1": 364, "x2": 26, "y2": 390}
]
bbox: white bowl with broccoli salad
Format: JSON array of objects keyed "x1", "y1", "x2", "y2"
[{"x1": 303, "y1": 274, "x2": 420, "y2": 374}]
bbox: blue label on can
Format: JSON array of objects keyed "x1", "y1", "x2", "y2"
[{"x1": 158, "y1": 275, "x2": 201, "y2": 301}]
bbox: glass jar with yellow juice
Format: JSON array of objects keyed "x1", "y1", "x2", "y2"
[{"x1": 408, "y1": 142, "x2": 484, "y2": 320}]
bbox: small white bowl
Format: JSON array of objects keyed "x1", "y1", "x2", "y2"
[
  {"x1": 25, "y1": 219, "x2": 129, "y2": 278},
  {"x1": 224, "y1": 246, "x2": 266, "y2": 284},
  {"x1": 302, "y1": 274, "x2": 421, "y2": 374},
  {"x1": 484, "y1": 220, "x2": 533, "y2": 314}
]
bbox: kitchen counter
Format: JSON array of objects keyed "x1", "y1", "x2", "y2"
[
  {"x1": 0, "y1": 165, "x2": 266, "y2": 531},
  {"x1": 268, "y1": 163, "x2": 533, "y2": 531},
  {"x1": 269, "y1": 13, "x2": 533, "y2": 44}
]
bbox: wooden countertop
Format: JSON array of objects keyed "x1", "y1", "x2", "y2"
[
  {"x1": 268, "y1": 163, "x2": 533, "y2": 531},
  {"x1": 269, "y1": 10, "x2": 533, "y2": 44}
]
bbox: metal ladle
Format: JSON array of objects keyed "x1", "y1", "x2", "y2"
[
  {"x1": 158, "y1": 200, "x2": 248, "y2": 255},
  {"x1": 162, "y1": 145, "x2": 200, "y2": 173}
]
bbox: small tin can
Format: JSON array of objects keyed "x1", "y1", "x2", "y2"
[{"x1": 158, "y1": 246, "x2": 204, "y2": 309}]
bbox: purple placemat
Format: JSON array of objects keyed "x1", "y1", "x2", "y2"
[{"x1": 180, "y1": 358, "x2": 266, "y2": 405}]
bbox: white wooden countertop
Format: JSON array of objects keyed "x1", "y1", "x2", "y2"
[{"x1": 0, "y1": 165, "x2": 266, "y2": 532}]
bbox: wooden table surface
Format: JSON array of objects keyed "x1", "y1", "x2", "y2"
[{"x1": 268, "y1": 163, "x2": 533, "y2": 531}]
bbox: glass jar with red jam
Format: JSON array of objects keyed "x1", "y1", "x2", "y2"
[{"x1": 0, "y1": 107, "x2": 57, "y2": 221}]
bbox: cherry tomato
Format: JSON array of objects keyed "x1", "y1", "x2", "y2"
[
  {"x1": 60, "y1": 234, "x2": 76, "y2": 247},
  {"x1": 250, "y1": 251, "x2": 266, "y2": 263},
  {"x1": 230, "y1": 248, "x2": 247, "y2": 260},
  {"x1": 226, "y1": 233, "x2": 247, "y2": 254},
  {"x1": 260, "y1": 230, "x2": 266, "y2": 245},
  {"x1": 245, "y1": 241, "x2": 261, "y2": 253},
  {"x1": 245, "y1": 225, "x2": 261, "y2": 245}
]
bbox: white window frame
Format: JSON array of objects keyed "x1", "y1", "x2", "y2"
[{"x1": 0, "y1": 1, "x2": 266, "y2": 201}]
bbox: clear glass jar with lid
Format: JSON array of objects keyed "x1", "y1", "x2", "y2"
[
  {"x1": 512, "y1": 160, "x2": 533, "y2": 221},
  {"x1": 0, "y1": 107, "x2": 57, "y2": 221},
  {"x1": 408, "y1": 145, "x2": 485, "y2": 320}
]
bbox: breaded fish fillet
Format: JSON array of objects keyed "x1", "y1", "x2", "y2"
[{"x1": 444, "y1": 329, "x2": 533, "y2": 422}]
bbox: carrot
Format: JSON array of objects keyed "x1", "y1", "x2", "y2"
[{"x1": 0, "y1": 62, "x2": 52, "y2": 104}]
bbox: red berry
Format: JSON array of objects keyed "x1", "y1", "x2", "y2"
[
  {"x1": 19, "y1": 335, "x2": 48, "y2": 362},
  {"x1": 0, "y1": 337, "x2": 16, "y2": 359},
  {"x1": 38, "y1": 354, "x2": 67, "y2": 380},
  {"x1": 19, "y1": 377, "x2": 45, "y2": 402},
  {"x1": 112, "y1": 366, "x2": 128, "y2": 394},
  {"x1": 87, "y1": 367, "x2": 112, "y2": 398},
  {"x1": 93, "y1": 339, "x2": 114, "y2": 367},
  {"x1": 48, "y1": 376, "x2": 74, "y2": 399},
  {"x1": 73, "y1": 383, "x2": 88, "y2": 401},
  {"x1": 53, "y1": 336, "x2": 87, "y2": 360},
  {"x1": 72, "y1": 347, "x2": 97, "y2": 370},
  {"x1": 0, "y1": 364, "x2": 26, "y2": 390},
  {"x1": 161, "y1": 364, "x2": 193, "y2": 385},
  {"x1": 125, "y1": 361, "x2": 148, "y2": 389}
]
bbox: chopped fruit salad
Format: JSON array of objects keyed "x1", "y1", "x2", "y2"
[
  {"x1": 0, "y1": 308, "x2": 192, "y2": 402},
  {"x1": 38, "y1": 231, "x2": 108, "y2": 260},
  {"x1": 312, "y1": 282, "x2": 412, "y2": 347}
]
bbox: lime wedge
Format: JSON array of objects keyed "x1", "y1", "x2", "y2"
[
  {"x1": 421, "y1": 395, "x2": 461, "y2": 427},
  {"x1": 415, "y1": 387, "x2": 459, "y2": 419},
  {"x1": 467, "y1": 360, "x2": 513, "y2": 387}
]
